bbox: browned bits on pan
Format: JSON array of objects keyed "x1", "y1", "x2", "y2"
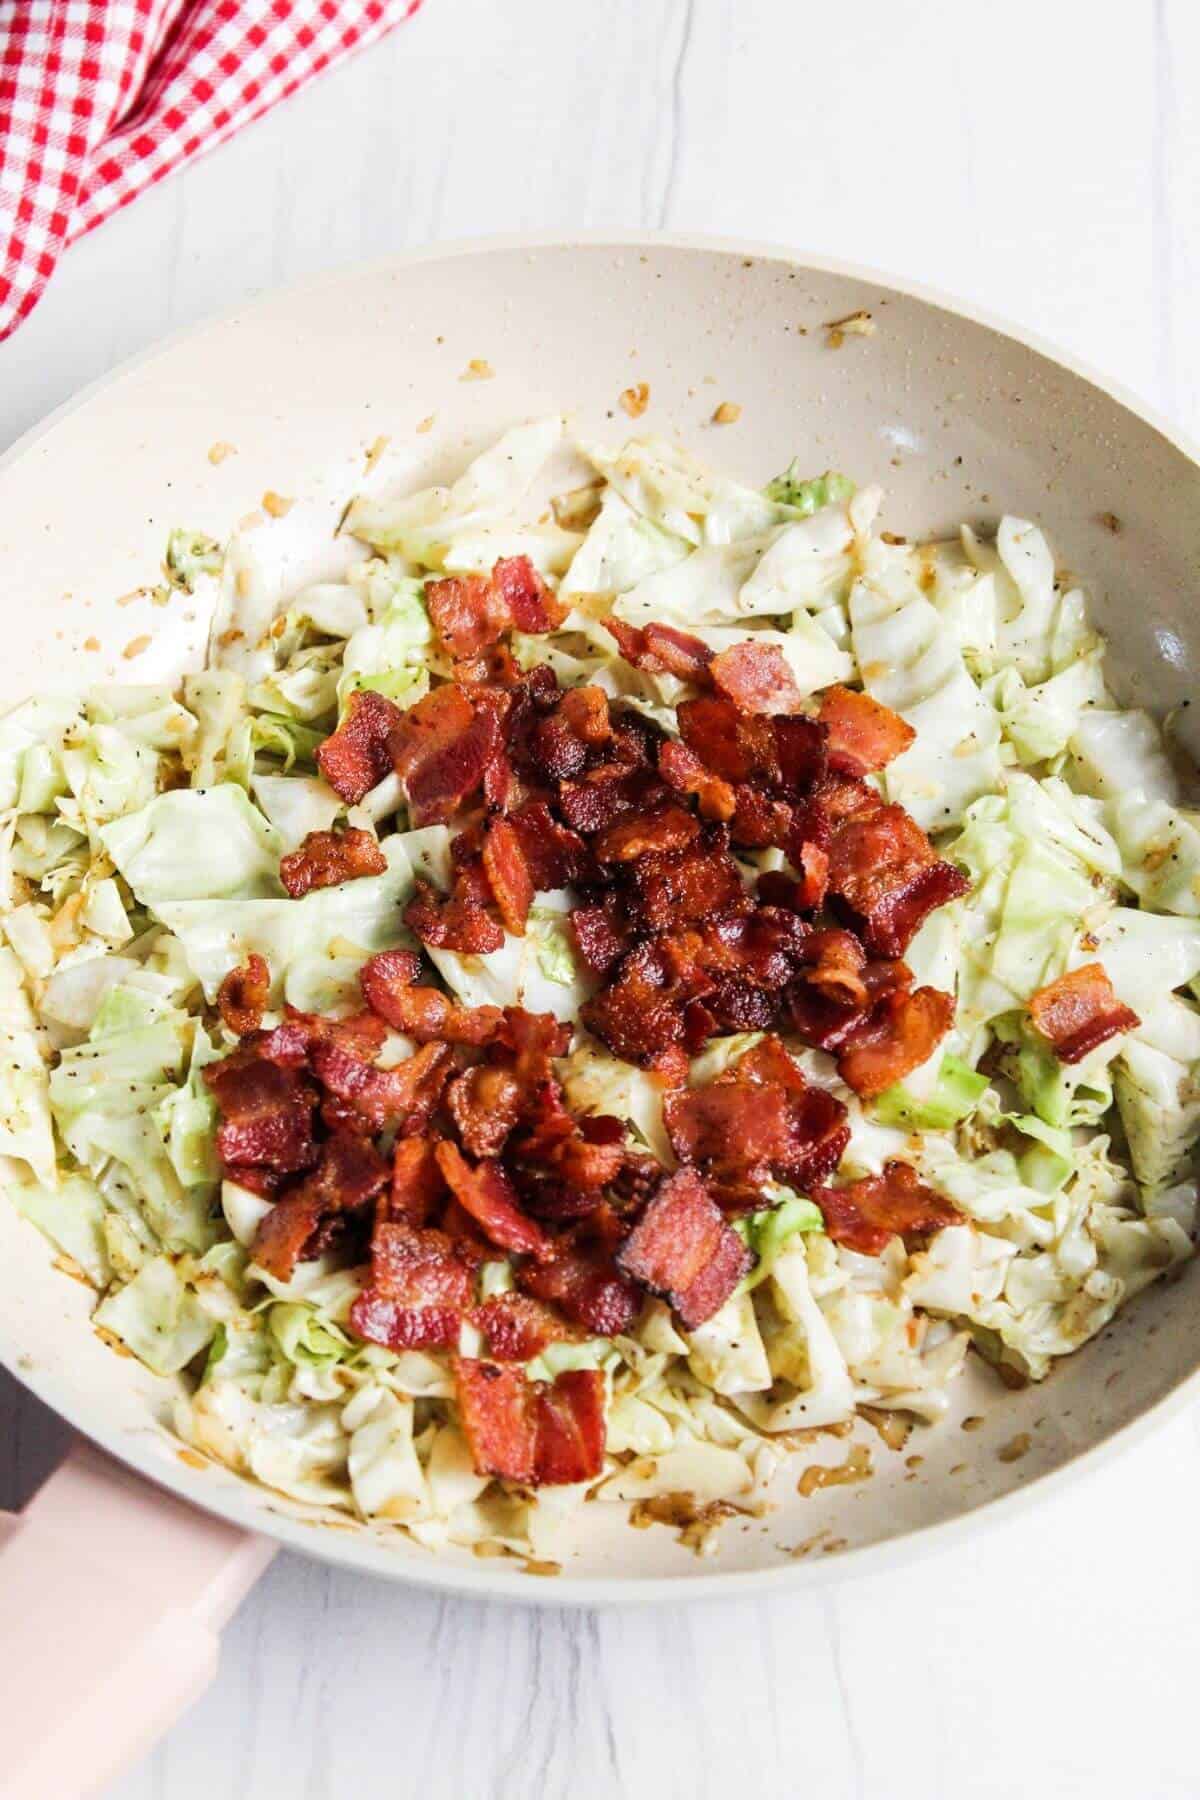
[{"x1": 619, "y1": 382, "x2": 650, "y2": 418}]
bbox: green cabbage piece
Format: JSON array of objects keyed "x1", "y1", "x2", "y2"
[
  {"x1": 874, "y1": 1055, "x2": 989, "y2": 1130},
  {"x1": 763, "y1": 464, "x2": 855, "y2": 513},
  {"x1": 102, "y1": 784, "x2": 284, "y2": 905},
  {"x1": 93, "y1": 1255, "x2": 216, "y2": 1374},
  {"x1": 165, "y1": 528, "x2": 223, "y2": 593}
]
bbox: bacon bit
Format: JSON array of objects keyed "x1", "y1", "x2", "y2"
[
  {"x1": 427, "y1": 556, "x2": 564, "y2": 658},
  {"x1": 122, "y1": 635, "x2": 151, "y2": 660},
  {"x1": 710, "y1": 641, "x2": 807, "y2": 716},
  {"x1": 278, "y1": 827, "x2": 386, "y2": 898},
  {"x1": 582, "y1": 941, "x2": 686, "y2": 1066},
  {"x1": 387, "y1": 1134, "x2": 447, "y2": 1227},
  {"x1": 629, "y1": 832, "x2": 748, "y2": 933},
  {"x1": 217, "y1": 953, "x2": 271, "y2": 1037},
  {"x1": 518, "y1": 1242, "x2": 640, "y2": 1335},
  {"x1": 676, "y1": 694, "x2": 779, "y2": 784},
  {"x1": 507, "y1": 802, "x2": 595, "y2": 890},
  {"x1": 835, "y1": 984, "x2": 954, "y2": 1096},
  {"x1": 658, "y1": 739, "x2": 736, "y2": 821},
  {"x1": 617, "y1": 1168, "x2": 751, "y2": 1328},
  {"x1": 352, "y1": 1220, "x2": 478, "y2": 1350},
  {"x1": 794, "y1": 928, "x2": 867, "y2": 1005},
  {"x1": 481, "y1": 817, "x2": 534, "y2": 935},
  {"x1": 558, "y1": 763, "x2": 665, "y2": 835},
  {"x1": 605, "y1": 618, "x2": 714, "y2": 682},
  {"x1": 619, "y1": 382, "x2": 650, "y2": 418},
  {"x1": 448, "y1": 1064, "x2": 523, "y2": 1157},
  {"x1": 818, "y1": 686, "x2": 915, "y2": 776},
  {"x1": 262, "y1": 491, "x2": 293, "y2": 518},
  {"x1": 812, "y1": 1161, "x2": 961, "y2": 1255},
  {"x1": 360, "y1": 949, "x2": 505, "y2": 1044},
  {"x1": 1028, "y1": 963, "x2": 1140, "y2": 1063},
  {"x1": 311, "y1": 1039, "x2": 452, "y2": 1131},
  {"x1": 474, "y1": 1291, "x2": 571, "y2": 1361},
  {"x1": 570, "y1": 899, "x2": 634, "y2": 975},
  {"x1": 404, "y1": 874, "x2": 505, "y2": 954},
  {"x1": 316, "y1": 688, "x2": 404, "y2": 804},
  {"x1": 436, "y1": 1140, "x2": 552, "y2": 1260},
  {"x1": 664, "y1": 1036, "x2": 849, "y2": 1201},
  {"x1": 594, "y1": 804, "x2": 700, "y2": 864},
  {"x1": 390, "y1": 684, "x2": 500, "y2": 826},
  {"x1": 205, "y1": 1054, "x2": 319, "y2": 1175},
  {"x1": 454, "y1": 1360, "x2": 606, "y2": 1485},
  {"x1": 712, "y1": 402, "x2": 742, "y2": 425},
  {"x1": 251, "y1": 1192, "x2": 325, "y2": 1279},
  {"x1": 828, "y1": 804, "x2": 969, "y2": 957}
]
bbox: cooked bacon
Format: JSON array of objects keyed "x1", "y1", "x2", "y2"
[
  {"x1": 387, "y1": 1134, "x2": 447, "y2": 1227},
  {"x1": 310, "y1": 1039, "x2": 452, "y2": 1131},
  {"x1": 616, "y1": 1168, "x2": 752, "y2": 1328},
  {"x1": 205, "y1": 1053, "x2": 319, "y2": 1174},
  {"x1": 1028, "y1": 963, "x2": 1140, "y2": 1064},
  {"x1": 658, "y1": 738, "x2": 736, "y2": 821},
  {"x1": 818, "y1": 685, "x2": 916, "y2": 776},
  {"x1": 404, "y1": 874, "x2": 505, "y2": 954},
  {"x1": 517, "y1": 1242, "x2": 640, "y2": 1335},
  {"x1": 710, "y1": 641, "x2": 807, "y2": 716},
  {"x1": 773, "y1": 716, "x2": 828, "y2": 796},
  {"x1": 481, "y1": 817, "x2": 534, "y2": 935},
  {"x1": 594, "y1": 804, "x2": 700, "y2": 864},
  {"x1": 794, "y1": 928, "x2": 868, "y2": 1006},
  {"x1": 435, "y1": 1140, "x2": 552, "y2": 1260},
  {"x1": 315, "y1": 689, "x2": 404, "y2": 804},
  {"x1": 496, "y1": 1007, "x2": 572, "y2": 1091},
  {"x1": 581, "y1": 941, "x2": 686, "y2": 1065},
  {"x1": 558, "y1": 684, "x2": 612, "y2": 745},
  {"x1": 605, "y1": 618, "x2": 714, "y2": 681},
  {"x1": 628, "y1": 832, "x2": 749, "y2": 933},
  {"x1": 427, "y1": 555, "x2": 566, "y2": 658},
  {"x1": 813, "y1": 1161, "x2": 962, "y2": 1255},
  {"x1": 533, "y1": 1369, "x2": 607, "y2": 1484},
  {"x1": 836, "y1": 984, "x2": 954, "y2": 1097},
  {"x1": 729, "y1": 785, "x2": 794, "y2": 849},
  {"x1": 217, "y1": 953, "x2": 270, "y2": 1037},
  {"x1": 558, "y1": 763, "x2": 667, "y2": 836},
  {"x1": 507, "y1": 802, "x2": 596, "y2": 890},
  {"x1": 448, "y1": 1064, "x2": 523, "y2": 1157},
  {"x1": 279, "y1": 827, "x2": 387, "y2": 898},
  {"x1": 360, "y1": 950, "x2": 504, "y2": 1044},
  {"x1": 474, "y1": 1291, "x2": 571, "y2": 1361},
  {"x1": 454, "y1": 1360, "x2": 606, "y2": 1485},
  {"x1": 351, "y1": 1219, "x2": 478, "y2": 1351},
  {"x1": 677, "y1": 694, "x2": 779, "y2": 784},
  {"x1": 570, "y1": 898, "x2": 634, "y2": 975},
  {"x1": 663, "y1": 1035, "x2": 850, "y2": 1199},
  {"x1": 812, "y1": 770, "x2": 883, "y2": 822},
  {"x1": 390, "y1": 684, "x2": 501, "y2": 826},
  {"x1": 251, "y1": 1191, "x2": 326, "y2": 1281},
  {"x1": 828, "y1": 804, "x2": 969, "y2": 956}
]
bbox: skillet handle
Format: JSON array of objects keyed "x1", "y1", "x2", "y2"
[{"x1": 0, "y1": 1439, "x2": 274, "y2": 1800}]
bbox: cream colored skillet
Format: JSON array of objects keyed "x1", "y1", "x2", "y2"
[{"x1": 2, "y1": 235, "x2": 1200, "y2": 1796}]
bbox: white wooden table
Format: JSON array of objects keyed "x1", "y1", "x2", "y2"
[{"x1": 4, "y1": 2, "x2": 1200, "y2": 1794}]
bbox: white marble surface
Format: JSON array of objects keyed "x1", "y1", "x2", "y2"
[{"x1": 4, "y1": 1, "x2": 1200, "y2": 1794}]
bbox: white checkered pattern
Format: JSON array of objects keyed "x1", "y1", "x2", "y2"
[{"x1": 0, "y1": 0, "x2": 422, "y2": 340}]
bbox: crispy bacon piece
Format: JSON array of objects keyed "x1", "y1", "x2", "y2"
[
  {"x1": 454, "y1": 1361, "x2": 606, "y2": 1485},
  {"x1": 570, "y1": 897, "x2": 634, "y2": 975},
  {"x1": 315, "y1": 689, "x2": 404, "y2": 805},
  {"x1": 1028, "y1": 963, "x2": 1140, "y2": 1064},
  {"x1": 828, "y1": 804, "x2": 969, "y2": 957},
  {"x1": 605, "y1": 618, "x2": 714, "y2": 681},
  {"x1": 773, "y1": 716, "x2": 828, "y2": 796},
  {"x1": 729, "y1": 785, "x2": 794, "y2": 849},
  {"x1": 435, "y1": 1140, "x2": 552, "y2": 1260},
  {"x1": 360, "y1": 949, "x2": 504, "y2": 1044},
  {"x1": 205, "y1": 1053, "x2": 319, "y2": 1175},
  {"x1": 279, "y1": 826, "x2": 387, "y2": 898},
  {"x1": 311, "y1": 1039, "x2": 452, "y2": 1131},
  {"x1": 812, "y1": 770, "x2": 882, "y2": 822},
  {"x1": 253, "y1": 1006, "x2": 390, "y2": 1067},
  {"x1": 629, "y1": 832, "x2": 749, "y2": 933},
  {"x1": 217, "y1": 953, "x2": 270, "y2": 1037},
  {"x1": 813, "y1": 1160, "x2": 962, "y2": 1255},
  {"x1": 818, "y1": 685, "x2": 916, "y2": 776},
  {"x1": 427, "y1": 555, "x2": 566, "y2": 657},
  {"x1": 664, "y1": 1035, "x2": 849, "y2": 1199},
  {"x1": 594, "y1": 804, "x2": 700, "y2": 864},
  {"x1": 710, "y1": 641, "x2": 807, "y2": 716},
  {"x1": 390, "y1": 684, "x2": 501, "y2": 826},
  {"x1": 497, "y1": 1007, "x2": 572, "y2": 1091},
  {"x1": 448, "y1": 1064, "x2": 523, "y2": 1157},
  {"x1": 658, "y1": 738, "x2": 736, "y2": 821},
  {"x1": 249, "y1": 1132, "x2": 389, "y2": 1279},
  {"x1": 676, "y1": 694, "x2": 778, "y2": 784},
  {"x1": 517, "y1": 1243, "x2": 640, "y2": 1335},
  {"x1": 352, "y1": 1219, "x2": 478, "y2": 1351},
  {"x1": 507, "y1": 802, "x2": 596, "y2": 890},
  {"x1": 581, "y1": 941, "x2": 685, "y2": 1066},
  {"x1": 558, "y1": 763, "x2": 668, "y2": 835},
  {"x1": 836, "y1": 984, "x2": 954, "y2": 1097},
  {"x1": 404, "y1": 874, "x2": 505, "y2": 954},
  {"x1": 616, "y1": 1168, "x2": 752, "y2": 1329},
  {"x1": 252, "y1": 1191, "x2": 326, "y2": 1282},
  {"x1": 558, "y1": 684, "x2": 612, "y2": 745},
  {"x1": 387, "y1": 1134, "x2": 447, "y2": 1227},
  {"x1": 474, "y1": 1291, "x2": 572, "y2": 1361},
  {"x1": 481, "y1": 817, "x2": 534, "y2": 935},
  {"x1": 794, "y1": 928, "x2": 868, "y2": 1006}
]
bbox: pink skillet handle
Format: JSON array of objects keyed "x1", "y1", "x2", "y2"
[{"x1": 0, "y1": 1439, "x2": 275, "y2": 1800}]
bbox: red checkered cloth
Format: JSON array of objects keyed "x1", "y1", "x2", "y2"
[{"x1": 0, "y1": 0, "x2": 422, "y2": 340}]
